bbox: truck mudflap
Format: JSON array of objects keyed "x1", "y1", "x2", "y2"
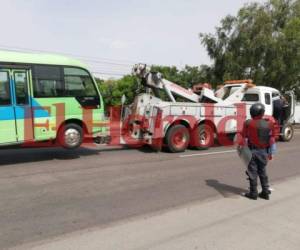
[{"x1": 149, "y1": 107, "x2": 164, "y2": 151}]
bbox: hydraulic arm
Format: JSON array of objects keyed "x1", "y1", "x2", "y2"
[{"x1": 132, "y1": 64, "x2": 200, "y2": 103}]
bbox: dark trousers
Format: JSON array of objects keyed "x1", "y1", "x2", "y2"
[{"x1": 246, "y1": 149, "x2": 269, "y2": 194}]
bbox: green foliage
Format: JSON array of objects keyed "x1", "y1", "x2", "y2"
[
  {"x1": 200, "y1": 0, "x2": 300, "y2": 97},
  {"x1": 96, "y1": 75, "x2": 139, "y2": 107},
  {"x1": 151, "y1": 65, "x2": 213, "y2": 88}
]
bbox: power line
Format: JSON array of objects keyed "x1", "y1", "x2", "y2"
[
  {"x1": 79, "y1": 58, "x2": 134, "y2": 67},
  {"x1": 91, "y1": 68, "x2": 130, "y2": 74},
  {"x1": 89, "y1": 66, "x2": 131, "y2": 77},
  {"x1": 0, "y1": 44, "x2": 172, "y2": 69},
  {"x1": 0, "y1": 44, "x2": 136, "y2": 77},
  {"x1": 0, "y1": 44, "x2": 160, "y2": 78},
  {"x1": 0, "y1": 44, "x2": 138, "y2": 65},
  {"x1": 91, "y1": 68, "x2": 130, "y2": 73},
  {"x1": 92, "y1": 71, "x2": 128, "y2": 77}
]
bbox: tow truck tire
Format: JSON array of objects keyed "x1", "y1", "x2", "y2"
[
  {"x1": 57, "y1": 123, "x2": 83, "y2": 149},
  {"x1": 280, "y1": 123, "x2": 294, "y2": 142},
  {"x1": 191, "y1": 124, "x2": 214, "y2": 150},
  {"x1": 166, "y1": 124, "x2": 190, "y2": 153}
]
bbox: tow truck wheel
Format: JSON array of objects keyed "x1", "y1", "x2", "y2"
[
  {"x1": 280, "y1": 123, "x2": 294, "y2": 142},
  {"x1": 191, "y1": 124, "x2": 214, "y2": 150},
  {"x1": 58, "y1": 123, "x2": 83, "y2": 149},
  {"x1": 166, "y1": 124, "x2": 190, "y2": 153}
]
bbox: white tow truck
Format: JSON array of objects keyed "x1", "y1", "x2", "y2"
[{"x1": 122, "y1": 64, "x2": 295, "y2": 152}]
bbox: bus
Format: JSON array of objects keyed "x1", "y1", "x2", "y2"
[{"x1": 0, "y1": 50, "x2": 107, "y2": 149}]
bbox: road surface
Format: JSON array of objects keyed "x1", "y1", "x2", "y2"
[{"x1": 0, "y1": 132, "x2": 299, "y2": 249}]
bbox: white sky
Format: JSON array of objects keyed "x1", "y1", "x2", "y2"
[{"x1": 0, "y1": 0, "x2": 264, "y2": 78}]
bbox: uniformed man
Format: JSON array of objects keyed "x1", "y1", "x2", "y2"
[
  {"x1": 239, "y1": 103, "x2": 276, "y2": 200},
  {"x1": 273, "y1": 95, "x2": 286, "y2": 125}
]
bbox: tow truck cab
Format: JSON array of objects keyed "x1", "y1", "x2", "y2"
[{"x1": 220, "y1": 84, "x2": 295, "y2": 141}]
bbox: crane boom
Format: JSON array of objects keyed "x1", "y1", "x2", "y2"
[
  {"x1": 132, "y1": 64, "x2": 255, "y2": 105},
  {"x1": 132, "y1": 64, "x2": 200, "y2": 103}
]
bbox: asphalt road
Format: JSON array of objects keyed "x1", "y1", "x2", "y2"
[{"x1": 0, "y1": 132, "x2": 300, "y2": 249}]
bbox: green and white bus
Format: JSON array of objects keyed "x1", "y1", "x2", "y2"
[{"x1": 0, "y1": 50, "x2": 107, "y2": 149}]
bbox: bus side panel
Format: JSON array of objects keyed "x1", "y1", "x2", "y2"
[
  {"x1": 31, "y1": 97, "x2": 106, "y2": 142},
  {"x1": 0, "y1": 107, "x2": 17, "y2": 144}
]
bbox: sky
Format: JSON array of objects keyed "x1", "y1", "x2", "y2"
[{"x1": 0, "y1": 0, "x2": 264, "y2": 78}]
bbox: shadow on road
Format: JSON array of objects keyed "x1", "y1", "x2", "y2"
[
  {"x1": 0, "y1": 144, "x2": 160, "y2": 166},
  {"x1": 205, "y1": 179, "x2": 247, "y2": 198},
  {"x1": 0, "y1": 147, "x2": 101, "y2": 166}
]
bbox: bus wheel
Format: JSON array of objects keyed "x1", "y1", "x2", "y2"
[
  {"x1": 166, "y1": 124, "x2": 190, "y2": 153},
  {"x1": 58, "y1": 123, "x2": 83, "y2": 149},
  {"x1": 280, "y1": 123, "x2": 294, "y2": 142},
  {"x1": 191, "y1": 124, "x2": 214, "y2": 150}
]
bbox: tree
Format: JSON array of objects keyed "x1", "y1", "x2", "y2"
[
  {"x1": 200, "y1": 0, "x2": 300, "y2": 97},
  {"x1": 96, "y1": 75, "x2": 139, "y2": 107},
  {"x1": 151, "y1": 64, "x2": 213, "y2": 88}
]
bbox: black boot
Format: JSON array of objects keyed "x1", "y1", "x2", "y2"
[
  {"x1": 259, "y1": 176, "x2": 270, "y2": 200},
  {"x1": 259, "y1": 191, "x2": 270, "y2": 200},
  {"x1": 244, "y1": 177, "x2": 258, "y2": 200},
  {"x1": 244, "y1": 191, "x2": 258, "y2": 200}
]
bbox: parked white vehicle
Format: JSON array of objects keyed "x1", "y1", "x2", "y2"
[{"x1": 123, "y1": 64, "x2": 295, "y2": 152}]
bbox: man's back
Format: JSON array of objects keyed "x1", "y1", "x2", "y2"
[{"x1": 244, "y1": 118, "x2": 274, "y2": 149}]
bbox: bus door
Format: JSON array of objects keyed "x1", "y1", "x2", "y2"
[
  {"x1": 11, "y1": 69, "x2": 34, "y2": 143},
  {"x1": 0, "y1": 68, "x2": 33, "y2": 145},
  {"x1": 0, "y1": 70, "x2": 17, "y2": 144}
]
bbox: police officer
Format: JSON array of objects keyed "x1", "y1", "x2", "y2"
[{"x1": 239, "y1": 103, "x2": 276, "y2": 200}]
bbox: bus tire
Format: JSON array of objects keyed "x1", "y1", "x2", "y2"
[
  {"x1": 166, "y1": 124, "x2": 190, "y2": 153},
  {"x1": 191, "y1": 124, "x2": 214, "y2": 150},
  {"x1": 58, "y1": 123, "x2": 83, "y2": 149},
  {"x1": 280, "y1": 123, "x2": 294, "y2": 142}
]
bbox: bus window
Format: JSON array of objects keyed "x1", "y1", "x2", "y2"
[
  {"x1": 33, "y1": 65, "x2": 64, "y2": 97},
  {"x1": 64, "y1": 68, "x2": 97, "y2": 97},
  {"x1": 14, "y1": 72, "x2": 29, "y2": 105},
  {"x1": 0, "y1": 72, "x2": 11, "y2": 105}
]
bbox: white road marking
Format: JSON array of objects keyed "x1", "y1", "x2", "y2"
[{"x1": 180, "y1": 149, "x2": 236, "y2": 158}]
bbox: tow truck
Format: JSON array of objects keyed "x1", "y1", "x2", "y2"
[{"x1": 121, "y1": 64, "x2": 296, "y2": 153}]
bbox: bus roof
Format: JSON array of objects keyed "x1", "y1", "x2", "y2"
[{"x1": 0, "y1": 50, "x2": 87, "y2": 68}]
